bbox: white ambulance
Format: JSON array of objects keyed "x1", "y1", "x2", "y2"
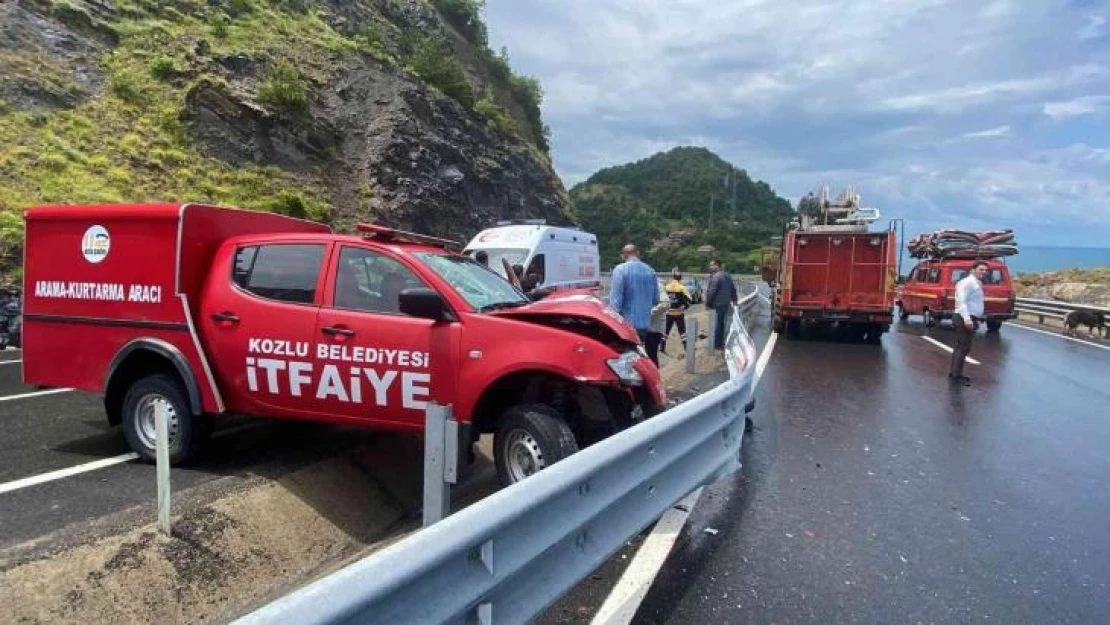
[{"x1": 463, "y1": 220, "x2": 601, "y2": 292}]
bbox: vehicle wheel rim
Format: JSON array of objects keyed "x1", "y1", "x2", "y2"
[
  {"x1": 504, "y1": 429, "x2": 545, "y2": 482},
  {"x1": 135, "y1": 393, "x2": 180, "y2": 451}
]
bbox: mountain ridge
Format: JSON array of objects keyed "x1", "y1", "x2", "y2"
[{"x1": 571, "y1": 146, "x2": 793, "y2": 271}]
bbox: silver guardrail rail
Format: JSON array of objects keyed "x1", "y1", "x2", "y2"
[
  {"x1": 1014, "y1": 297, "x2": 1110, "y2": 325},
  {"x1": 233, "y1": 288, "x2": 763, "y2": 625}
]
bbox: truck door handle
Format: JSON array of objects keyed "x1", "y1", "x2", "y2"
[
  {"x1": 322, "y1": 326, "x2": 355, "y2": 337},
  {"x1": 211, "y1": 312, "x2": 240, "y2": 324}
]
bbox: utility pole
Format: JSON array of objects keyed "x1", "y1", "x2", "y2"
[{"x1": 731, "y1": 167, "x2": 738, "y2": 222}]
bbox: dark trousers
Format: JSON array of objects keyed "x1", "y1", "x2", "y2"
[
  {"x1": 662, "y1": 315, "x2": 687, "y2": 351},
  {"x1": 713, "y1": 305, "x2": 731, "y2": 349},
  {"x1": 644, "y1": 331, "x2": 662, "y2": 366},
  {"x1": 950, "y1": 314, "x2": 978, "y2": 377}
]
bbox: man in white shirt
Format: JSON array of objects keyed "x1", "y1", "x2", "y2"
[{"x1": 950, "y1": 261, "x2": 988, "y2": 385}]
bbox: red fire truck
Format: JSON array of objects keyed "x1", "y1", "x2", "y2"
[
  {"x1": 766, "y1": 185, "x2": 900, "y2": 343},
  {"x1": 21, "y1": 203, "x2": 665, "y2": 486}
]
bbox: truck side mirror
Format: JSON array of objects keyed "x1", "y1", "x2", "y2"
[{"x1": 399, "y1": 288, "x2": 454, "y2": 322}]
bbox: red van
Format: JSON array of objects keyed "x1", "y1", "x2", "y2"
[{"x1": 896, "y1": 258, "x2": 1016, "y2": 332}]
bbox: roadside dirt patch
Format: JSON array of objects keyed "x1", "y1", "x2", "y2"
[{"x1": 0, "y1": 455, "x2": 406, "y2": 625}]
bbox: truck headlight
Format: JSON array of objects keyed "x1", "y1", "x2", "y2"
[{"x1": 607, "y1": 351, "x2": 644, "y2": 386}]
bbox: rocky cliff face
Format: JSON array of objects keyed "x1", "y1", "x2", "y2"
[
  {"x1": 0, "y1": 0, "x2": 572, "y2": 271},
  {"x1": 183, "y1": 57, "x2": 568, "y2": 237}
]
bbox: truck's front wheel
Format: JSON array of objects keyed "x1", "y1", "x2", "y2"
[
  {"x1": 121, "y1": 374, "x2": 203, "y2": 465},
  {"x1": 494, "y1": 404, "x2": 579, "y2": 486}
]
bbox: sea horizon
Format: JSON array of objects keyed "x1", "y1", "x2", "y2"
[{"x1": 898, "y1": 244, "x2": 1110, "y2": 275}]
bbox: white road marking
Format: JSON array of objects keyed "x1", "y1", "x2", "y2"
[
  {"x1": 1006, "y1": 322, "x2": 1110, "y2": 351},
  {"x1": 0, "y1": 359, "x2": 22, "y2": 365},
  {"x1": 0, "y1": 418, "x2": 268, "y2": 497},
  {"x1": 0, "y1": 388, "x2": 74, "y2": 402},
  {"x1": 0, "y1": 453, "x2": 139, "y2": 495},
  {"x1": 753, "y1": 332, "x2": 778, "y2": 388},
  {"x1": 592, "y1": 490, "x2": 703, "y2": 625},
  {"x1": 921, "y1": 336, "x2": 981, "y2": 365},
  {"x1": 594, "y1": 330, "x2": 780, "y2": 625}
]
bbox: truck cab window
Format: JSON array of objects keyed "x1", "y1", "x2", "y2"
[
  {"x1": 926, "y1": 268, "x2": 940, "y2": 283},
  {"x1": 334, "y1": 247, "x2": 426, "y2": 314},
  {"x1": 233, "y1": 244, "x2": 324, "y2": 304}
]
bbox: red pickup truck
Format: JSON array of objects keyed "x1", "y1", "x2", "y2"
[{"x1": 21, "y1": 203, "x2": 665, "y2": 486}]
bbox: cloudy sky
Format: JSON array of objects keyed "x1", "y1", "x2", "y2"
[{"x1": 484, "y1": 0, "x2": 1110, "y2": 246}]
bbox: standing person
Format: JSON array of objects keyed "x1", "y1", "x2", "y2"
[
  {"x1": 949, "y1": 261, "x2": 987, "y2": 386},
  {"x1": 609, "y1": 244, "x2": 661, "y2": 345},
  {"x1": 662, "y1": 269, "x2": 692, "y2": 355},
  {"x1": 705, "y1": 258, "x2": 738, "y2": 350},
  {"x1": 645, "y1": 296, "x2": 669, "y2": 366}
]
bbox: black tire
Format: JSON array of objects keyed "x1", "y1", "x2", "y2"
[
  {"x1": 121, "y1": 374, "x2": 204, "y2": 465},
  {"x1": 772, "y1": 314, "x2": 785, "y2": 333},
  {"x1": 494, "y1": 404, "x2": 579, "y2": 487},
  {"x1": 986, "y1": 320, "x2": 1002, "y2": 333},
  {"x1": 866, "y1": 324, "x2": 884, "y2": 344},
  {"x1": 785, "y1": 318, "x2": 801, "y2": 339}
]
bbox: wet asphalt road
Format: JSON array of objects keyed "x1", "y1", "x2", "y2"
[{"x1": 634, "y1": 318, "x2": 1110, "y2": 624}]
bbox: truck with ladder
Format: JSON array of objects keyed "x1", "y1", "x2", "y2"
[{"x1": 764, "y1": 185, "x2": 902, "y2": 343}]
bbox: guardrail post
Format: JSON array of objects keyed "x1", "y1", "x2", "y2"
[
  {"x1": 685, "y1": 316, "x2": 697, "y2": 374},
  {"x1": 155, "y1": 401, "x2": 171, "y2": 536},
  {"x1": 424, "y1": 403, "x2": 457, "y2": 527}
]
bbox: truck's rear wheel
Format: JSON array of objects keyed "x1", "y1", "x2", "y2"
[
  {"x1": 772, "y1": 314, "x2": 785, "y2": 333},
  {"x1": 121, "y1": 374, "x2": 203, "y2": 465},
  {"x1": 785, "y1": 318, "x2": 801, "y2": 339},
  {"x1": 986, "y1": 320, "x2": 1002, "y2": 333},
  {"x1": 494, "y1": 404, "x2": 578, "y2": 486}
]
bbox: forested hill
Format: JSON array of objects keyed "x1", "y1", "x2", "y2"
[{"x1": 570, "y1": 147, "x2": 793, "y2": 272}]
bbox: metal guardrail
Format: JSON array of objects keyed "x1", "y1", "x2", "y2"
[
  {"x1": 1014, "y1": 297, "x2": 1110, "y2": 324},
  {"x1": 233, "y1": 289, "x2": 763, "y2": 625},
  {"x1": 597, "y1": 272, "x2": 757, "y2": 301}
]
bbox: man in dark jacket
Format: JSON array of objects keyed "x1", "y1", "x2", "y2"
[{"x1": 705, "y1": 258, "x2": 738, "y2": 349}]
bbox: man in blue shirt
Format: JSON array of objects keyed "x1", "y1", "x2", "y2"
[{"x1": 609, "y1": 244, "x2": 661, "y2": 343}]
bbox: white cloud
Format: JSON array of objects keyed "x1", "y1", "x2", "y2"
[
  {"x1": 1043, "y1": 95, "x2": 1110, "y2": 119},
  {"x1": 961, "y1": 125, "x2": 1011, "y2": 139},
  {"x1": 878, "y1": 65, "x2": 1104, "y2": 113},
  {"x1": 1080, "y1": 15, "x2": 1106, "y2": 40}
]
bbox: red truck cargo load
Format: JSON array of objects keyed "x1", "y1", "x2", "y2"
[
  {"x1": 770, "y1": 228, "x2": 898, "y2": 342},
  {"x1": 22, "y1": 203, "x2": 665, "y2": 486}
]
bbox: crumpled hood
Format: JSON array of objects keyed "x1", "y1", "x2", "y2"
[{"x1": 489, "y1": 292, "x2": 640, "y2": 345}]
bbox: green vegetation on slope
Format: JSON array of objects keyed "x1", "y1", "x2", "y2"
[
  {"x1": 571, "y1": 147, "x2": 794, "y2": 272},
  {"x1": 0, "y1": 0, "x2": 552, "y2": 272}
]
